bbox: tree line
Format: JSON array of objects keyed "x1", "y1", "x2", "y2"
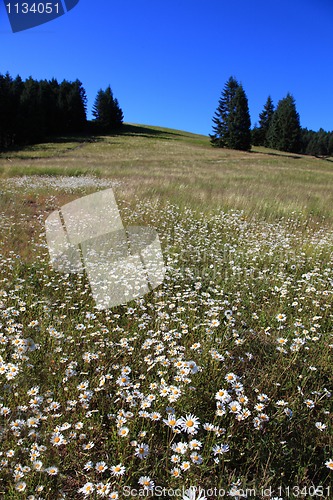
[
  {"x1": 0, "y1": 72, "x2": 123, "y2": 150},
  {"x1": 1, "y1": 71, "x2": 332, "y2": 156},
  {"x1": 211, "y1": 76, "x2": 333, "y2": 156}
]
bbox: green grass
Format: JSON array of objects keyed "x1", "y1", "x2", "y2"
[
  {"x1": 0, "y1": 125, "x2": 332, "y2": 499},
  {"x1": 1, "y1": 123, "x2": 333, "y2": 224}
]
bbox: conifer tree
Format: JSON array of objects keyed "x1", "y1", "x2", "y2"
[
  {"x1": 258, "y1": 96, "x2": 275, "y2": 146},
  {"x1": 0, "y1": 73, "x2": 15, "y2": 147},
  {"x1": 267, "y1": 93, "x2": 301, "y2": 153},
  {"x1": 228, "y1": 85, "x2": 251, "y2": 151},
  {"x1": 92, "y1": 86, "x2": 123, "y2": 130},
  {"x1": 210, "y1": 76, "x2": 239, "y2": 148},
  {"x1": 210, "y1": 77, "x2": 251, "y2": 151}
]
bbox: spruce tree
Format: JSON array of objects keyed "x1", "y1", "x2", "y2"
[
  {"x1": 258, "y1": 96, "x2": 274, "y2": 146},
  {"x1": 210, "y1": 76, "x2": 239, "y2": 148},
  {"x1": 19, "y1": 77, "x2": 44, "y2": 144},
  {"x1": 228, "y1": 85, "x2": 251, "y2": 151},
  {"x1": 267, "y1": 93, "x2": 301, "y2": 153},
  {"x1": 92, "y1": 86, "x2": 123, "y2": 130},
  {"x1": 0, "y1": 73, "x2": 14, "y2": 148},
  {"x1": 210, "y1": 77, "x2": 251, "y2": 151},
  {"x1": 328, "y1": 133, "x2": 333, "y2": 156}
]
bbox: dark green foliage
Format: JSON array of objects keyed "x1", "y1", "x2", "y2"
[
  {"x1": 253, "y1": 94, "x2": 333, "y2": 156},
  {"x1": 0, "y1": 72, "x2": 87, "y2": 150},
  {"x1": 227, "y1": 86, "x2": 251, "y2": 151},
  {"x1": 92, "y1": 86, "x2": 123, "y2": 131},
  {"x1": 210, "y1": 76, "x2": 239, "y2": 148},
  {"x1": 210, "y1": 76, "x2": 251, "y2": 151},
  {"x1": 302, "y1": 128, "x2": 333, "y2": 157},
  {"x1": 251, "y1": 123, "x2": 262, "y2": 146},
  {"x1": 257, "y1": 96, "x2": 275, "y2": 146},
  {"x1": 58, "y1": 79, "x2": 87, "y2": 134},
  {"x1": 267, "y1": 93, "x2": 302, "y2": 153},
  {"x1": 0, "y1": 73, "x2": 24, "y2": 148}
]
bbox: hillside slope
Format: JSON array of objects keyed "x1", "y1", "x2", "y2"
[{"x1": 0, "y1": 123, "x2": 333, "y2": 224}]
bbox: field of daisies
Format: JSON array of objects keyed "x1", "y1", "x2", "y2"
[{"x1": 0, "y1": 175, "x2": 332, "y2": 499}]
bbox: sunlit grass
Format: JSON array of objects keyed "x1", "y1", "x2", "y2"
[{"x1": 0, "y1": 124, "x2": 333, "y2": 223}]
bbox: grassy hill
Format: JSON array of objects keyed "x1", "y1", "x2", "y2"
[
  {"x1": 0, "y1": 124, "x2": 332, "y2": 496},
  {"x1": 1, "y1": 123, "x2": 333, "y2": 224}
]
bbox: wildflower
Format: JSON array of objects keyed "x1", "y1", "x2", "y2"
[
  {"x1": 203, "y1": 422, "x2": 215, "y2": 431},
  {"x1": 253, "y1": 416, "x2": 262, "y2": 429},
  {"x1": 235, "y1": 407, "x2": 249, "y2": 420},
  {"x1": 170, "y1": 467, "x2": 181, "y2": 478},
  {"x1": 50, "y1": 432, "x2": 65, "y2": 446},
  {"x1": 84, "y1": 461, "x2": 94, "y2": 471},
  {"x1": 111, "y1": 463, "x2": 126, "y2": 476},
  {"x1": 25, "y1": 419, "x2": 40, "y2": 431},
  {"x1": 181, "y1": 461, "x2": 191, "y2": 471},
  {"x1": 138, "y1": 476, "x2": 155, "y2": 490},
  {"x1": 178, "y1": 414, "x2": 200, "y2": 434},
  {"x1": 315, "y1": 422, "x2": 327, "y2": 431},
  {"x1": 257, "y1": 393, "x2": 270, "y2": 402},
  {"x1": 237, "y1": 394, "x2": 248, "y2": 405},
  {"x1": 160, "y1": 386, "x2": 170, "y2": 397},
  {"x1": 27, "y1": 386, "x2": 40, "y2": 396},
  {"x1": 284, "y1": 408, "x2": 293, "y2": 418},
  {"x1": 15, "y1": 481, "x2": 27, "y2": 492},
  {"x1": 82, "y1": 441, "x2": 95, "y2": 450},
  {"x1": 304, "y1": 399, "x2": 315, "y2": 409},
  {"x1": 150, "y1": 412, "x2": 161, "y2": 421},
  {"x1": 189, "y1": 439, "x2": 202, "y2": 449},
  {"x1": 187, "y1": 361, "x2": 199, "y2": 375},
  {"x1": 109, "y1": 493, "x2": 119, "y2": 500},
  {"x1": 232, "y1": 381, "x2": 244, "y2": 392},
  {"x1": 229, "y1": 401, "x2": 241, "y2": 413},
  {"x1": 163, "y1": 414, "x2": 180, "y2": 429},
  {"x1": 276, "y1": 400, "x2": 288, "y2": 407},
  {"x1": 215, "y1": 389, "x2": 231, "y2": 403},
  {"x1": 0, "y1": 406, "x2": 11, "y2": 417},
  {"x1": 190, "y1": 452, "x2": 203, "y2": 464},
  {"x1": 212, "y1": 443, "x2": 230, "y2": 455},
  {"x1": 45, "y1": 465, "x2": 59, "y2": 475},
  {"x1": 96, "y1": 482, "x2": 110, "y2": 497},
  {"x1": 78, "y1": 482, "x2": 95, "y2": 496},
  {"x1": 95, "y1": 461, "x2": 108, "y2": 473},
  {"x1": 135, "y1": 443, "x2": 149, "y2": 459},
  {"x1": 276, "y1": 313, "x2": 286, "y2": 322},
  {"x1": 118, "y1": 426, "x2": 129, "y2": 437},
  {"x1": 116, "y1": 375, "x2": 130, "y2": 386},
  {"x1": 225, "y1": 373, "x2": 237, "y2": 383},
  {"x1": 172, "y1": 441, "x2": 188, "y2": 454},
  {"x1": 13, "y1": 470, "x2": 24, "y2": 481},
  {"x1": 77, "y1": 381, "x2": 89, "y2": 391},
  {"x1": 325, "y1": 459, "x2": 333, "y2": 470}
]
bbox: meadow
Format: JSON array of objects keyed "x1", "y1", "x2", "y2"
[{"x1": 0, "y1": 125, "x2": 332, "y2": 499}]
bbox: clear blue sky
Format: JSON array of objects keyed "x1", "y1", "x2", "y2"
[{"x1": 1, "y1": 0, "x2": 333, "y2": 135}]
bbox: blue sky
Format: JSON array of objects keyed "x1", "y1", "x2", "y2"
[{"x1": 1, "y1": 0, "x2": 333, "y2": 135}]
